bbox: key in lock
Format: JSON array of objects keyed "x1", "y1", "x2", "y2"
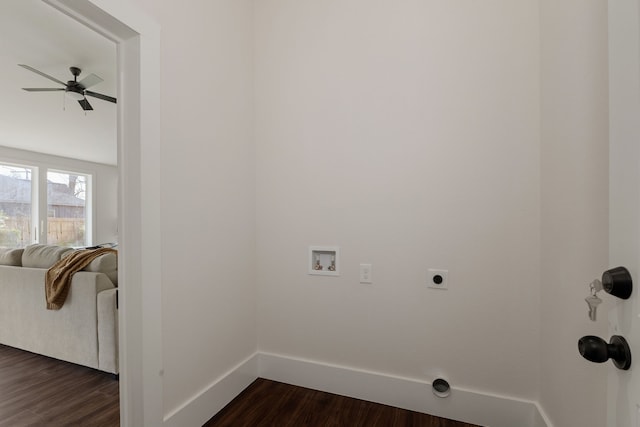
[{"x1": 585, "y1": 294, "x2": 602, "y2": 321}]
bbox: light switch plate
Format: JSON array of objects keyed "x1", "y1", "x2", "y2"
[{"x1": 360, "y1": 264, "x2": 372, "y2": 283}]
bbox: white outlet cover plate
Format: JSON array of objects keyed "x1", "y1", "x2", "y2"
[{"x1": 428, "y1": 269, "x2": 448, "y2": 290}]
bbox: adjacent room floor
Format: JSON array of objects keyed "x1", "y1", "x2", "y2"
[{"x1": 0, "y1": 344, "x2": 119, "y2": 426}]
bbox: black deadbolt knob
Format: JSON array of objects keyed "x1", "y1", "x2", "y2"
[
  {"x1": 578, "y1": 335, "x2": 632, "y2": 370},
  {"x1": 602, "y1": 266, "x2": 632, "y2": 299}
]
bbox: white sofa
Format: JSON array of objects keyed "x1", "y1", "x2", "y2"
[{"x1": 0, "y1": 244, "x2": 118, "y2": 374}]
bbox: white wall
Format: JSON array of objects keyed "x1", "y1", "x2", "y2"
[
  {"x1": 61, "y1": 0, "x2": 612, "y2": 425},
  {"x1": 255, "y1": 0, "x2": 541, "y2": 401},
  {"x1": 0, "y1": 145, "x2": 118, "y2": 244},
  {"x1": 539, "y1": 1, "x2": 609, "y2": 426},
  {"x1": 125, "y1": 0, "x2": 257, "y2": 421}
]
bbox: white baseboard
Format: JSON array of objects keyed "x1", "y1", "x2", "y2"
[
  {"x1": 257, "y1": 352, "x2": 549, "y2": 427},
  {"x1": 162, "y1": 351, "x2": 550, "y2": 427},
  {"x1": 533, "y1": 402, "x2": 554, "y2": 427},
  {"x1": 163, "y1": 352, "x2": 259, "y2": 427}
]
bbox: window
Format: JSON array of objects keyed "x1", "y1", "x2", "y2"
[
  {"x1": 0, "y1": 162, "x2": 92, "y2": 248},
  {"x1": 47, "y1": 170, "x2": 88, "y2": 247},
  {"x1": 0, "y1": 164, "x2": 33, "y2": 247}
]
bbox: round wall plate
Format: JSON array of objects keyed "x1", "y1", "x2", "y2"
[{"x1": 610, "y1": 335, "x2": 632, "y2": 370}]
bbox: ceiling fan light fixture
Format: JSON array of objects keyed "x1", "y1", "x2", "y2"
[{"x1": 65, "y1": 89, "x2": 85, "y2": 101}]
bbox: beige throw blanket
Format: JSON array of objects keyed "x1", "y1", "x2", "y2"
[{"x1": 45, "y1": 248, "x2": 117, "y2": 310}]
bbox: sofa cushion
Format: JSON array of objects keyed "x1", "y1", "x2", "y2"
[
  {"x1": 0, "y1": 248, "x2": 24, "y2": 266},
  {"x1": 82, "y1": 252, "x2": 118, "y2": 285},
  {"x1": 22, "y1": 244, "x2": 74, "y2": 269}
]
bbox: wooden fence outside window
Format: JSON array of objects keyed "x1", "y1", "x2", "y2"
[{"x1": 1, "y1": 217, "x2": 85, "y2": 247}]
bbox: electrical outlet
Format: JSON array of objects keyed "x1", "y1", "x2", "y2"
[
  {"x1": 360, "y1": 264, "x2": 372, "y2": 284},
  {"x1": 428, "y1": 269, "x2": 448, "y2": 290}
]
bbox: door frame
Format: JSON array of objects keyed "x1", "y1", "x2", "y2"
[
  {"x1": 42, "y1": 1, "x2": 163, "y2": 426},
  {"x1": 608, "y1": 0, "x2": 640, "y2": 426}
]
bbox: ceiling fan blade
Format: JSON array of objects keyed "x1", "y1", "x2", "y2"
[
  {"x1": 22, "y1": 88, "x2": 65, "y2": 92},
  {"x1": 18, "y1": 64, "x2": 66, "y2": 86},
  {"x1": 78, "y1": 73, "x2": 103, "y2": 89},
  {"x1": 85, "y1": 90, "x2": 116, "y2": 104},
  {"x1": 78, "y1": 98, "x2": 93, "y2": 111}
]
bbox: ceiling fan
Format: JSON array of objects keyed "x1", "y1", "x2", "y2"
[{"x1": 18, "y1": 64, "x2": 116, "y2": 111}]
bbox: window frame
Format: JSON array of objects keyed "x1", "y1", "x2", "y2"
[
  {"x1": 45, "y1": 168, "x2": 93, "y2": 247},
  {"x1": 0, "y1": 158, "x2": 95, "y2": 248},
  {"x1": 0, "y1": 161, "x2": 36, "y2": 247}
]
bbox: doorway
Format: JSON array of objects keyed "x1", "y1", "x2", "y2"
[
  {"x1": 39, "y1": 1, "x2": 162, "y2": 425},
  {"x1": 0, "y1": 0, "x2": 121, "y2": 423}
]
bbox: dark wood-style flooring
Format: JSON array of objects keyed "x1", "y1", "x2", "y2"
[
  {"x1": 204, "y1": 378, "x2": 481, "y2": 427},
  {"x1": 0, "y1": 344, "x2": 120, "y2": 426},
  {"x1": 1, "y1": 344, "x2": 480, "y2": 427}
]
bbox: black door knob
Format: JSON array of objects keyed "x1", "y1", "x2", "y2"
[{"x1": 578, "y1": 335, "x2": 632, "y2": 370}]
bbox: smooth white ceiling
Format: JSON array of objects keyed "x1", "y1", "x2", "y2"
[{"x1": 0, "y1": 0, "x2": 117, "y2": 166}]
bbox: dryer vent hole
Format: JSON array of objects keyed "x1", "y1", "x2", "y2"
[{"x1": 432, "y1": 378, "x2": 450, "y2": 398}]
